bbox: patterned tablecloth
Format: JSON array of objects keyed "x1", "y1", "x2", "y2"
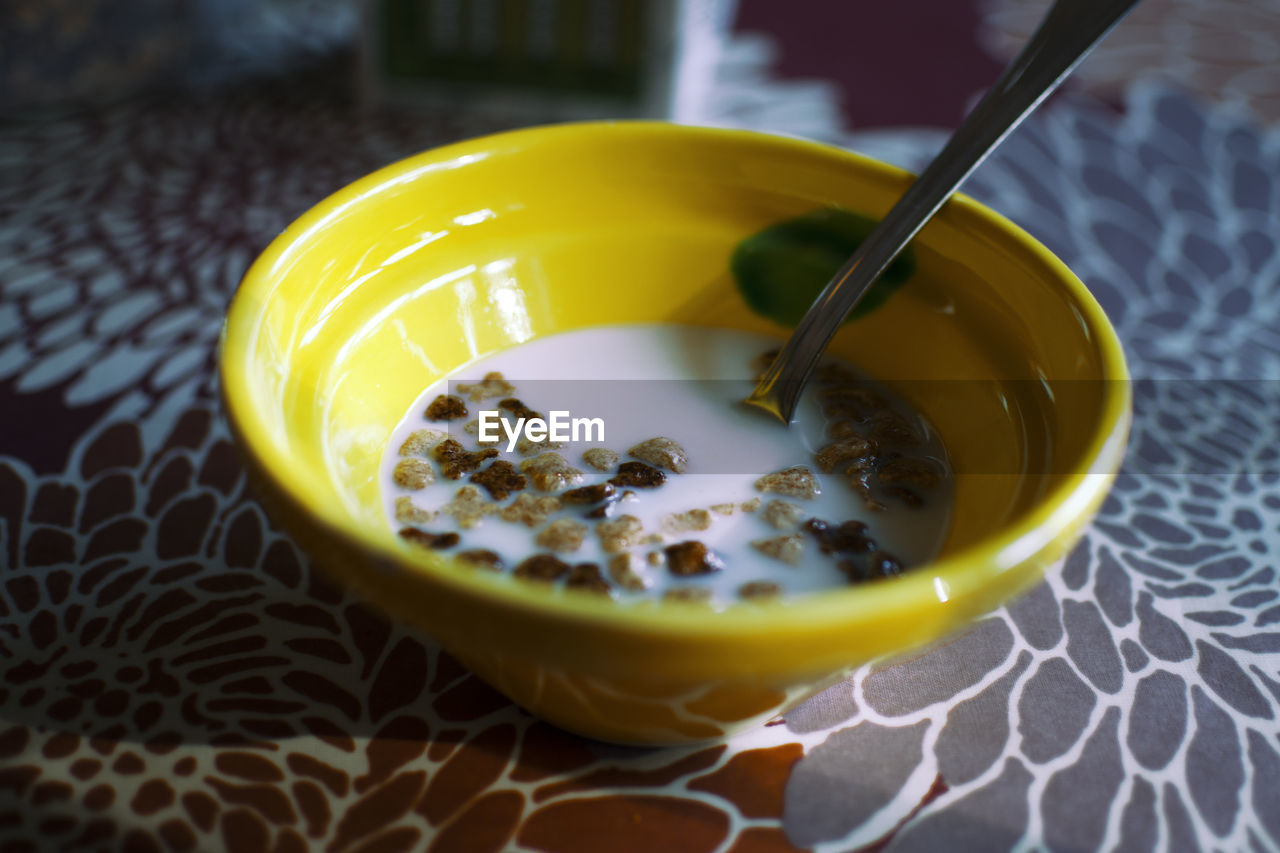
[{"x1": 3, "y1": 5, "x2": 1280, "y2": 852}]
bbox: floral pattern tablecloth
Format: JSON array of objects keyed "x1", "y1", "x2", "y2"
[{"x1": 3, "y1": 4, "x2": 1280, "y2": 852}]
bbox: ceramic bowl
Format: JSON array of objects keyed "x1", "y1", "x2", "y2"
[{"x1": 220, "y1": 122, "x2": 1130, "y2": 744}]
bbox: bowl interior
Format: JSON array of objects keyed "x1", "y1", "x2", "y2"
[{"x1": 223, "y1": 122, "x2": 1125, "y2": 624}]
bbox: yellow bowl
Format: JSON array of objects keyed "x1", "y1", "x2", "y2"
[{"x1": 220, "y1": 122, "x2": 1130, "y2": 745}]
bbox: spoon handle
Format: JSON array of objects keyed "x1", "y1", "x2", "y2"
[{"x1": 745, "y1": 0, "x2": 1142, "y2": 423}]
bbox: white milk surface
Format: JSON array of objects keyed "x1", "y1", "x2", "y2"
[{"x1": 381, "y1": 324, "x2": 952, "y2": 604}]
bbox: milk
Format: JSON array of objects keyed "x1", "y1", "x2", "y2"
[{"x1": 382, "y1": 324, "x2": 952, "y2": 604}]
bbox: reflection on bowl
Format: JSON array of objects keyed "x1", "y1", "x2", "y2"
[{"x1": 219, "y1": 122, "x2": 1130, "y2": 745}]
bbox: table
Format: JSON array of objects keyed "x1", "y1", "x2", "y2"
[{"x1": 2, "y1": 2, "x2": 1279, "y2": 850}]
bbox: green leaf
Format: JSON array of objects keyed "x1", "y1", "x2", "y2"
[{"x1": 731, "y1": 207, "x2": 916, "y2": 327}]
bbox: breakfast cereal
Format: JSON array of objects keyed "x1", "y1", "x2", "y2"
[
  {"x1": 398, "y1": 528, "x2": 460, "y2": 549},
  {"x1": 665, "y1": 541, "x2": 723, "y2": 576},
  {"x1": 565, "y1": 563, "x2": 610, "y2": 593},
  {"x1": 660, "y1": 509, "x2": 712, "y2": 534},
  {"x1": 761, "y1": 499, "x2": 804, "y2": 530},
  {"x1": 500, "y1": 493, "x2": 563, "y2": 527},
  {"x1": 470, "y1": 460, "x2": 527, "y2": 500},
  {"x1": 394, "y1": 496, "x2": 436, "y2": 524},
  {"x1": 399, "y1": 428, "x2": 447, "y2": 456},
  {"x1": 596, "y1": 514, "x2": 644, "y2": 554},
  {"x1": 560, "y1": 483, "x2": 616, "y2": 504},
  {"x1": 442, "y1": 485, "x2": 497, "y2": 529},
  {"x1": 628, "y1": 437, "x2": 689, "y2": 474},
  {"x1": 609, "y1": 461, "x2": 665, "y2": 489},
  {"x1": 738, "y1": 581, "x2": 781, "y2": 599},
  {"x1": 750, "y1": 533, "x2": 805, "y2": 566},
  {"x1": 392, "y1": 458, "x2": 434, "y2": 489},
  {"x1": 814, "y1": 436, "x2": 876, "y2": 473},
  {"x1": 536, "y1": 519, "x2": 588, "y2": 553},
  {"x1": 383, "y1": 324, "x2": 952, "y2": 606},
  {"x1": 456, "y1": 371, "x2": 515, "y2": 401},
  {"x1": 608, "y1": 553, "x2": 653, "y2": 590},
  {"x1": 663, "y1": 587, "x2": 712, "y2": 603},
  {"x1": 520, "y1": 452, "x2": 585, "y2": 492},
  {"x1": 425, "y1": 394, "x2": 467, "y2": 420},
  {"x1": 514, "y1": 554, "x2": 570, "y2": 581},
  {"x1": 582, "y1": 448, "x2": 620, "y2": 472},
  {"x1": 433, "y1": 438, "x2": 498, "y2": 479},
  {"x1": 456, "y1": 549, "x2": 504, "y2": 570},
  {"x1": 755, "y1": 466, "x2": 820, "y2": 499}
]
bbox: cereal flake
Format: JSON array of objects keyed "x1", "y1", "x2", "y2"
[
  {"x1": 565, "y1": 563, "x2": 611, "y2": 594},
  {"x1": 432, "y1": 438, "x2": 499, "y2": 479},
  {"x1": 536, "y1": 519, "x2": 588, "y2": 553},
  {"x1": 470, "y1": 460, "x2": 526, "y2": 500},
  {"x1": 441, "y1": 485, "x2": 496, "y2": 529},
  {"x1": 804, "y1": 518, "x2": 876, "y2": 556},
  {"x1": 456, "y1": 549, "x2": 504, "y2": 571},
  {"x1": 399, "y1": 429, "x2": 447, "y2": 457},
  {"x1": 628, "y1": 437, "x2": 688, "y2": 474},
  {"x1": 394, "y1": 496, "x2": 436, "y2": 524},
  {"x1": 392, "y1": 458, "x2": 434, "y2": 490},
  {"x1": 814, "y1": 436, "x2": 877, "y2": 473},
  {"x1": 582, "y1": 448, "x2": 620, "y2": 472},
  {"x1": 750, "y1": 533, "x2": 805, "y2": 566},
  {"x1": 663, "y1": 587, "x2": 712, "y2": 603},
  {"x1": 818, "y1": 385, "x2": 884, "y2": 420},
  {"x1": 761, "y1": 499, "x2": 805, "y2": 530},
  {"x1": 456, "y1": 371, "x2": 516, "y2": 402},
  {"x1": 739, "y1": 581, "x2": 782, "y2": 599},
  {"x1": 561, "y1": 483, "x2": 615, "y2": 504},
  {"x1": 609, "y1": 461, "x2": 665, "y2": 489},
  {"x1": 608, "y1": 554, "x2": 653, "y2": 591},
  {"x1": 514, "y1": 554, "x2": 570, "y2": 582},
  {"x1": 845, "y1": 471, "x2": 885, "y2": 512},
  {"x1": 660, "y1": 509, "x2": 712, "y2": 535},
  {"x1": 877, "y1": 457, "x2": 941, "y2": 490},
  {"x1": 839, "y1": 551, "x2": 904, "y2": 583},
  {"x1": 664, "y1": 541, "x2": 724, "y2": 576},
  {"x1": 596, "y1": 514, "x2": 644, "y2": 554},
  {"x1": 499, "y1": 493, "x2": 562, "y2": 527},
  {"x1": 755, "y1": 466, "x2": 820, "y2": 499},
  {"x1": 868, "y1": 410, "x2": 922, "y2": 447},
  {"x1": 519, "y1": 452, "x2": 585, "y2": 492},
  {"x1": 398, "y1": 527, "x2": 460, "y2": 550},
  {"x1": 425, "y1": 394, "x2": 468, "y2": 421}
]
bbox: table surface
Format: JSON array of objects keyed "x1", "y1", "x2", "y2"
[{"x1": 2, "y1": 2, "x2": 1280, "y2": 851}]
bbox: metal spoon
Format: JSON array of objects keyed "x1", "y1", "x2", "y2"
[{"x1": 744, "y1": 0, "x2": 1142, "y2": 423}]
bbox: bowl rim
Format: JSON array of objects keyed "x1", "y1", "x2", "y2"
[{"x1": 220, "y1": 120, "x2": 1132, "y2": 637}]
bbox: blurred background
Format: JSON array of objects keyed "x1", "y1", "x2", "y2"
[
  {"x1": 4, "y1": 0, "x2": 1277, "y2": 135},
  {"x1": 3, "y1": 3, "x2": 1280, "y2": 852}
]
